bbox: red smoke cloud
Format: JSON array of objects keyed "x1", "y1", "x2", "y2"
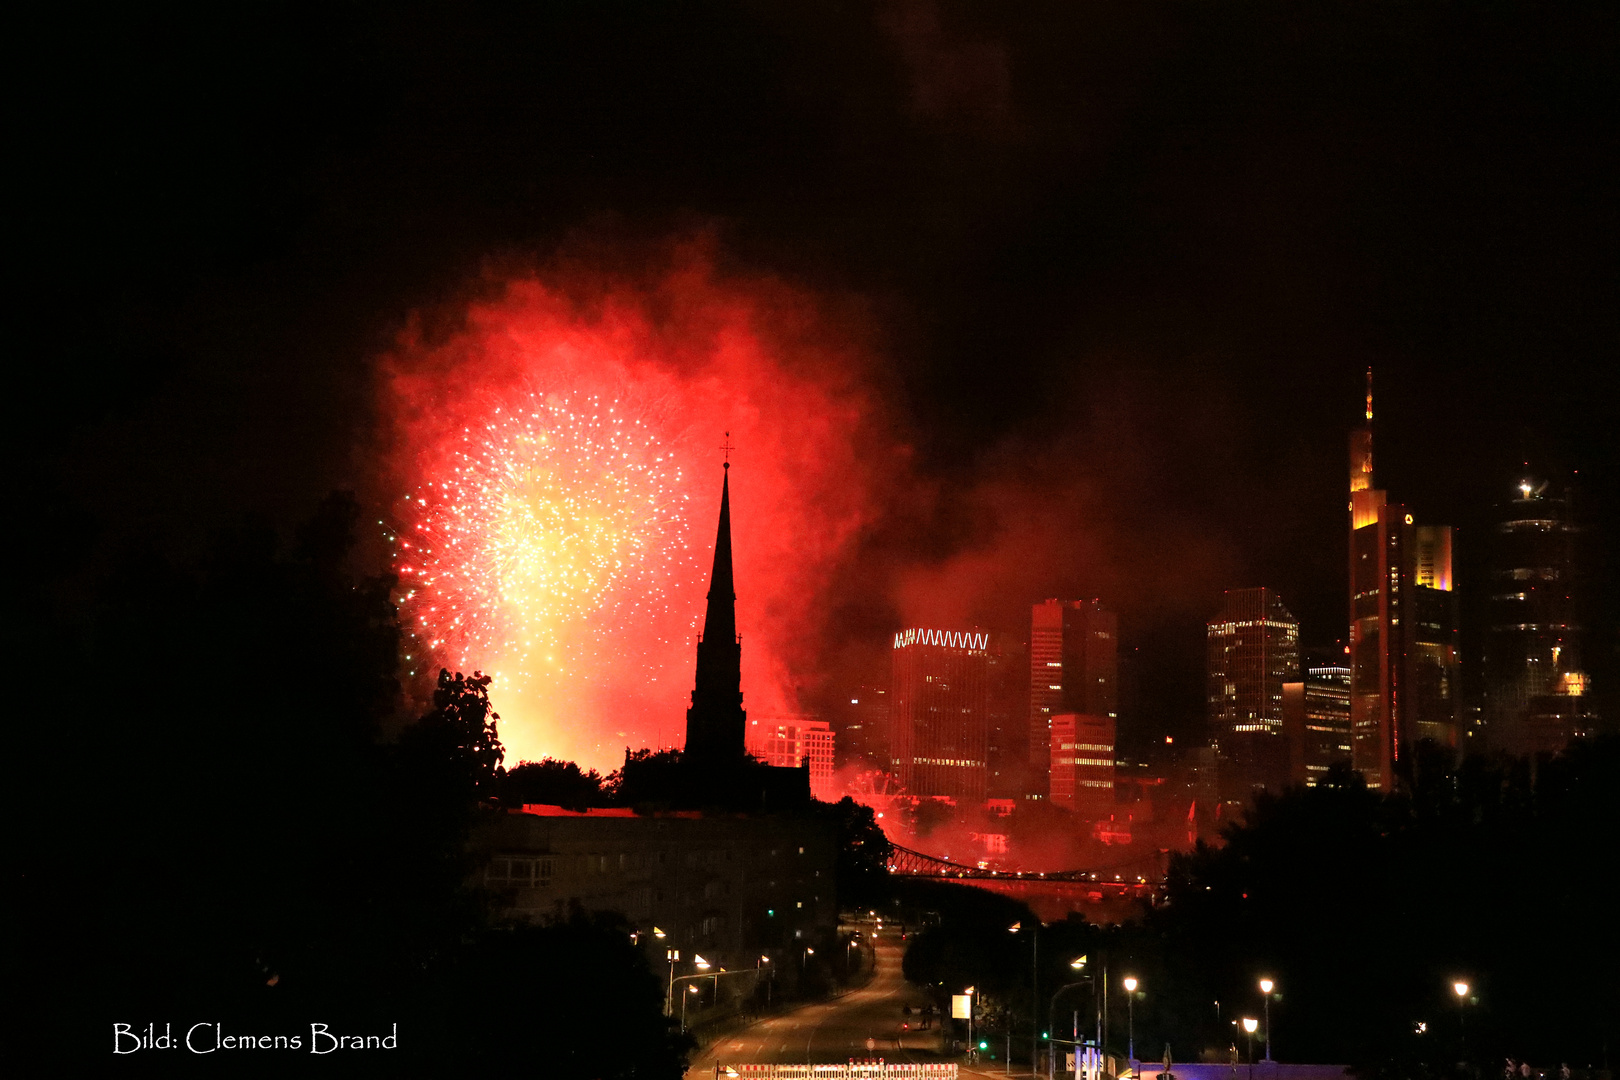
[
  {"x1": 372, "y1": 239, "x2": 1242, "y2": 784},
  {"x1": 377, "y1": 241, "x2": 900, "y2": 772},
  {"x1": 890, "y1": 435, "x2": 1237, "y2": 633}
]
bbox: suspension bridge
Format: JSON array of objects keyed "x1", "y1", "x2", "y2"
[{"x1": 883, "y1": 845, "x2": 1170, "y2": 923}]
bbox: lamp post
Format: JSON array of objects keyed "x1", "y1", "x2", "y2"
[
  {"x1": 1241, "y1": 1018, "x2": 1258, "y2": 1080},
  {"x1": 664, "y1": 948, "x2": 680, "y2": 1016},
  {"x1": 757, "y1": 955, "x2": 772, "y2": 1006},
  {"x1": 682, "y1": 984, "x2": 700, "y2": 1031},
  {"x1": 1453, "y1": 980, "x2": 1470, "y2": 1061},
  {"x1": 1258, "y1": 978, "x2": 1274, "y2": 1062},
  {"x1": 671, "y1": 969, "x2": 756, "y2": 1032},
  {"x1": 1123, "y1": 976, "x2": 1138, "y2": 1068},
  {"x1": 1011, "y1": 920, "x2": 1039, "y2": 1075},
  {"x1": 1048, "y1": 967, "x2": 1095, "y2": 1080},
  {"x1": 964, "y1": 985, "x2": 976, "y2": 1061}
]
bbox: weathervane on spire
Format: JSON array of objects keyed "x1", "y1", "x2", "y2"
[{"x1": 719, "y1": 431, "x2": 734, "y2": 469}]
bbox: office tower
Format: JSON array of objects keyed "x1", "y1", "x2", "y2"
[
  {"x1": 1029, "y1": 599, "x2": 1117, "y2": 797},
  {"x1": 1348, "y1": 373, "x2": 1461, "y2": 790},
  {"x1": 685, "y1": 462, "x2": 747, "y2": 764},
  {"x1": 1483, "y1": 475, "x2": 1594, "y2": 755},
  {"x1": 1048, "y1": 712, "x2": 1116, "y2": 816},
  {"x1": 1283, "y1": 649, "x2": 1353, "y2": 786},
  {"x1": 832, "y1": 677, "x2": 890, "y2": 771},
  {"x1": 1207, "y1": 587, "x2": 1299, "y2": 799},
  {"x1": 890, "y1": 627, "x2": 991, "y2": 803},
  {"x1": 985, "y1": 638, "x2": 1029, "y2": 799},
  {"x1": 746, "y1": 716, "x2": 836, "y2": 800}
]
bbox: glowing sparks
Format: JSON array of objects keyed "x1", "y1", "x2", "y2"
[
  {"x1": 377, "y1": 262, "x2": 887, "y2": 770},
  {"x1": 393, "y1": 390, "x2": 692, "y2": 682}
]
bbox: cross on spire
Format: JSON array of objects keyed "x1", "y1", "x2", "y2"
[{"x1": 719, "y1": 431, "x2": 735, "y2": 469}]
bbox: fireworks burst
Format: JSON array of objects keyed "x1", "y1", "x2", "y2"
[
  {"x1": 392, "y1": 389, "x2": 693, "y2": 683},
  {"x1": 378, "y1": 262, "x2": 885, "y2": 769}
]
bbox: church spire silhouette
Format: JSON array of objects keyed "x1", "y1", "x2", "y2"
[{"x1": 684, "y1": 438, "x2": 746, "y2": 763}]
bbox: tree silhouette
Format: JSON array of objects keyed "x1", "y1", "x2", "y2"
[
  {"x1": 504, "y1": 757, "x2": 609, "y2": 810},
  {"x1": 25, "y1": 491, "x2": 692, "y2": 1073}
]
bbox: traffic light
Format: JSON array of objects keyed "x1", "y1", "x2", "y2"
[{"x1": 977, "y1": 1041, "x2": 988, "y2": 1051}]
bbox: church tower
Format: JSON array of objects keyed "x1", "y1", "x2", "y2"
[{"x1": 684, "y1": 457, "x2": 747, "y2": 764}]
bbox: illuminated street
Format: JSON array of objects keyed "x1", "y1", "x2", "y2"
[{"x1": 687, "y1": 934, "x2": 946, "y2": 1078}]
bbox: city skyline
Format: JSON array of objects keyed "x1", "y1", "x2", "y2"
[{"x1": 18, "y1": 6, "x2": 1615, "y2": 776}]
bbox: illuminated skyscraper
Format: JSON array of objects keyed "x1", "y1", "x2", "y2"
[
  {"x1": 1028, "y1": 599, "x2": 1117, "y2": 798},
  {"x1": 1483, "y1": 475, "x2": 1593, "y2": 755},
  {"x1": 890, "y1": 627, "x2": 991, "y2": 803},
  {"x1": 1347, "y1": 373, "x2": 1461, "y2": 790},
  {"x1": 1207, "y1": 587, "x2": 1299, "y2": 799},
  {"x1": 831, "y1": 677, "x2": 890, "y2": 770},
  {"x1": 984, "y1": 638, "x2": 1029, "y2": 799},
  {"x1": 1048, "y1": 712, "x2": 1116, "y2": 816},
  {"x1": 746, "y1": 716, "x2": 836, "y2": 800},
  {"x1": 1283, "y1": 649, "x2": 1353, "y2": 786}
]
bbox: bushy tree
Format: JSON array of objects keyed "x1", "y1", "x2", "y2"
[
  {"x1": 815, "y1": 795, "x2": 894, "y2": 905},
  {"x1": 503, "y1": 757, "x2": 609, "y2": 810}
]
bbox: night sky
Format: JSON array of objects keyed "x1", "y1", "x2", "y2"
[{"x1": 22, "y1": 1, "x2": 1617, "y2": 759}]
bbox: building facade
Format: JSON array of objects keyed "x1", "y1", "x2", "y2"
[
  {"x1": 1348, "y1": 374, "x2": 1461, "y2": 790},
  {"x1": 1028, "y1": 599, "x2": 1117, "y2": 798},
  {"x1": 890, "y1": 627, "x2": 991, "y2": 802},
  {"x1": 831, "y1": 677, "x2": 890, "y2": 772},
  {"x1": 747, "y1": 716, "x2": 836, "y2": 801},
  {"x1": 1207, "y1": 587, "x2": 1299, "y2": 800},
  {"x1": 1283, "y1": 652, "x2": 1352, "y2": 786},
  {"x1": 985, "y1": 637, "x2": 1029, "y2": 799},
  {"x1": 1048, "y1": 711, "x2": 1116, "y2": 817},
  {"x1": 1483, "y1": 475, "x2": 1594, "y2": 756},
  {"x1": 478, "y1": 806, "x2": 838, "y2": 979}
]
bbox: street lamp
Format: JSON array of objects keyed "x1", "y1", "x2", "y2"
[
  {"x1": 964, "y1": 985, "x2": 977, "y2": 1061},
  {"x1": 682, "y1": 984, "x2": 701, "y2": 1031},
  {"x1": 1122, "y1": 976, "x2": 1139, "y2": 1067},
  {"x1": 1258, "y1": 978, "x2": 1275, "y2": 1062},
  {"x1": 757, "y1": 955, "x2": 772, "y2": 1006},
  {"x1": 1011, "y1": 920, "x2": 1040, "y2": 1075},
  {"x1": 1048, "y1": 961, "x2": 1095, "y2": 1080},
  {"x1": 1453, "y1": 980, "x2": 1470, "y2": 1060},
  {"x1": 1241, "y1": 1018, "x2": 1258, "y2": 1080},
  {"x1": 664, "y1": 948, "x2": 681, "y2": 1016},
  {"x1": 671, "y1": 968, "x2": 756, "y2": 1031}
]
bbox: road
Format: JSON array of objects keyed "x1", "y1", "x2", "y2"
[{"x1": 684, "y1": 932, "x2": 949, "y2": 1078}]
